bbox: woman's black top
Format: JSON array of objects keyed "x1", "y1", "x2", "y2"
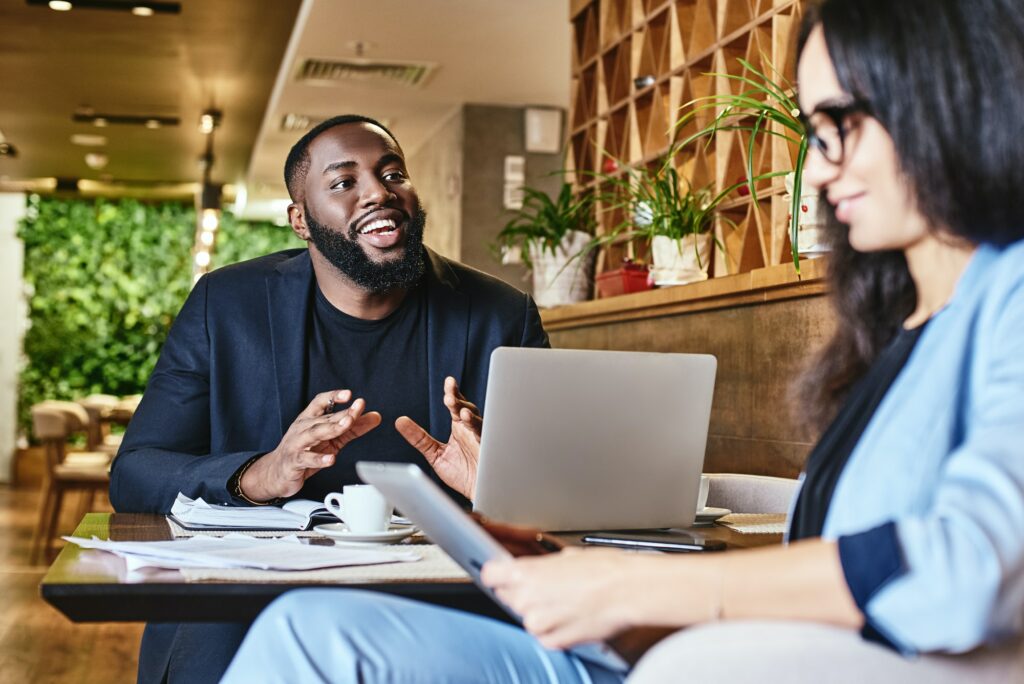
[{"x1": 789, "y1": 323, "x2": 927, "y2": 540}]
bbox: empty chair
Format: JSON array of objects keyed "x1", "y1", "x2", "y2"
[
  {"x1": 30, "y1": 401, "x2": 112, "y2": 564},
  {"x1": 76, "y1": 395, "x2": 124, "y2": 454},
  {"x1": 704, "y1": 473, "x2": 799, "y2": 514},
  {"x1": 76, "y1": 393, "x2": 122, "y2": 455},
  {"x1": 107, "y1": 393, "x2": 141, "y2": 428}
]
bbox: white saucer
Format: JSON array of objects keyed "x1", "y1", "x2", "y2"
[
  {"x1": 695, "y1": 506, "x2": 731, "y2": 523},
  {"x1": 312, "y1": 523, "x2": 417, "y2": 544}
]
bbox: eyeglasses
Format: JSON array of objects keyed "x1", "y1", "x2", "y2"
[{"x1": 799, "y1": 99, "x2": 872, "y2": 165}]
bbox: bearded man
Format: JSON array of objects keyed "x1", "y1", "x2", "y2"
[{"x1": 110, "y1": 115, "x2": 549, "y2": 684}]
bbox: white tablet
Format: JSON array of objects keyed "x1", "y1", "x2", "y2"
[{"x1": 356, "y1": 461, "x2": 630, "y2": 674}]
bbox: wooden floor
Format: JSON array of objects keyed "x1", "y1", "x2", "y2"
[{"x1": 0, "y1": 483, "x2": 143, "y2": 683}]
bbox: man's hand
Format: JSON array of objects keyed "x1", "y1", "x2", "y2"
[
  {"x1": 395, "y1": 376, "x2": 481, "y2": 499},
  {"x1": 240, "y1": 389, "x2": 381, "y2": 501}
]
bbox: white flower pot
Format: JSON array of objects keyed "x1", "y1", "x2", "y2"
[
  {"x1": 650, "y1": 234, "x2": 712, "y2": 286},
  {"x1": 784, "y1": 172, "x2": 829, "y2": 256},
  {"x1": 528, "y1": 230, "x2": 593, "y2": 308}
]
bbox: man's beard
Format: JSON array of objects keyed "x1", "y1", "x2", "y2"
[{"x1": 305, "y1": 204, "x2": 427, "y2": 294}]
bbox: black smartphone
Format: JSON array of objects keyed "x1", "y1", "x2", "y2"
[{"x1": 581, "y1": 532, "x2": 727, "y2": 553}]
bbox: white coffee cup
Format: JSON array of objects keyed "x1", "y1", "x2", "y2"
[
  {"x1": 696, "y1": 475, "x2": 711, "y2": 513},
  {"x1": 324, "y1": 485, "x2": 394, "y2": 534}
]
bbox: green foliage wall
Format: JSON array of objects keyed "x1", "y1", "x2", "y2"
[
  {"x1": 17, "y1": 195, "x2": 302, "y2": 434},
  {"x1": 216, "y1": 213, "x2": 303, "y2": 268}
]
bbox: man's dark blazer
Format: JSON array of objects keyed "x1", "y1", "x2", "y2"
[{"x1": 109, "y1": 247, "x2": 548, "y2": 683}]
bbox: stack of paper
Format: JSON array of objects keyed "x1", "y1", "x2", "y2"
[
  {"x1": 64, "y1": 534, "x2": 420, "y2": 572},
  {"x1": 169, "y1": 493, "x2": 330, "y2": 530}
]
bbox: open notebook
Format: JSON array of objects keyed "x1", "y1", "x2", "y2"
[{"x1": 168, "y1": 493, "x2": 338, "y2": 531}]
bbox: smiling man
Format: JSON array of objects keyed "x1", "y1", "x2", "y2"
[{"x1": 109, "y1": 114, "x2": 549, "y2": 684}]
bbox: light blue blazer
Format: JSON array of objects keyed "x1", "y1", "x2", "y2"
[{"x1": 794, "y1": 240, "x2": 1024, "y2": 654}]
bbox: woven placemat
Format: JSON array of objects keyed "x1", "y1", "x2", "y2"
[
  {"x1": 180, "y1": 544, "x2": 469, "y2": 583},
  {"x1": 716, "y1": 513, "x2": 788, "y2": 535}
]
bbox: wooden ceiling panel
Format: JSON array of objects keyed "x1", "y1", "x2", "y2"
[{"x1": 0, "y1": 0, "x2": 301, "y2": 188}]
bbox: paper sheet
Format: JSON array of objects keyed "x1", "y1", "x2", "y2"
[
  {"x1": 716, "y1": 513, "x2": 788, "y2": 535},
  {"x1": 180, "y1": 544, "x2": 469, "y2": 583},
  {"x1": 64, "y1": 533, "x2": 420, "y2": 572}
]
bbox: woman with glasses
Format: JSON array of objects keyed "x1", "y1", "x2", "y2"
[{"x1": 222, "y1": 1, "x2": 1024, "y2": 681}]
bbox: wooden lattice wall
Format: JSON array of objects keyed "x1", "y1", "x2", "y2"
[{"x1": 568, "y1": 0, "x2": 805, "y2": 279}]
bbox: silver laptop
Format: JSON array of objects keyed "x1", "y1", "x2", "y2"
[
  {"x1": 356, "y1": 461, "x2": 630, "y2": 674},
  {"x1": 473, "y1": 347, "x2": 717, "y2": 531}
]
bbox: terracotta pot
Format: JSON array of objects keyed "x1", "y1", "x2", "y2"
[{"x1": 595, "y1": 261, "x2": 652, "y2": 298}]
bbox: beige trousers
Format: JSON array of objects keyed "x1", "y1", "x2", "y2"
[{"x1": 627, "y1": 621, "x2": 1024, "y2": 683}]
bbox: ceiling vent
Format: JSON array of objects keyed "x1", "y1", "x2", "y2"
[
  {"x1": 295, "y1": 58, "x2": 437, "y2": 89},
  {"x1": 279, "y1": 113, "x2": 323, "y2": 133}
]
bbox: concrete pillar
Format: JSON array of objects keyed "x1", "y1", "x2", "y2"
[{"x1": 0, "y1": 192, "x2": 26, "y2": 483}]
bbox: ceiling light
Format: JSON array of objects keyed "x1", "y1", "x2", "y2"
[
  {"x1": 71, "y1": 133, "x2": 107, "y2": 146},
  {"x1": 0, "y1": 142, "x2": 17, "y2": 158},
  {"x1": 74, "y1": 112, "x2": 180, "y2": 128},
  {"x1": 232, "y1": 183, "x2": 248, "y2": 215},
  {"x1": 194, "y1": 250, "x2": 210, "y2": 267},
  {"x1": 201, "y1": 208, "x2": 220, "y2": 231},
  {"x1": 198, "y1": 109, "x2": 222, "y2": 135},
  {"x1": 29, "y1": 0, "x2": 181, "y2": 14},
  {"x1": 84, "y1": 152, "x2": 108, "y2": 169}
]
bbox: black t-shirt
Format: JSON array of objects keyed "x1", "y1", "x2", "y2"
[
  {"x1": 789, "y1": 323, "x2": 926, "y2": 541},
  {"x1": 300, "y1": 283, "x2": 431, "y2": 500}
]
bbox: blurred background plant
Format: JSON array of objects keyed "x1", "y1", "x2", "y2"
[
  {"x1": 600, "y1": 156, "x2": 734, "y2": 248},
  {"x1": 675, "y1": 58, "x2": 806, "y2": 268},
  {"x1": 494, "y1": 182, "x2": 600, "y2": 270},
  {"x1": 17, "y1": 195, "x2": 300, "y2": 436}
]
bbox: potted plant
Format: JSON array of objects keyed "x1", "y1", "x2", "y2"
[
  {"x1": 675, "y1": 58, "x2": 808, "y2": 269},
  {"x1": 599, "y1": 154, "x2": 742, "y2": 287},
  {"x1": 494, "y1": 182, "x2": 601, "y2": 308}
]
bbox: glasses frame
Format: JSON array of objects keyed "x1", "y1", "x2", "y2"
[{"x1": 799, "y1": 99, "x2": 873, "y2": 165}]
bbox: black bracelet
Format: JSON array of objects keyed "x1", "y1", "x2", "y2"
[{"x1": 228, "y1": 454, "x2": 284, "y2": 505}]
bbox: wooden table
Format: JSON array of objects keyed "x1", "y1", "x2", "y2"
[{"x1": 40, "y1": 513, "x2": 782, "y2": 624}]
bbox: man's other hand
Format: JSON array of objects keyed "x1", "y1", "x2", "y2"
[
  {"x1": 241, "y1": 389, "x2": 382, "y2": 501},
  {"x1": 395, "y1": 376, "x2": 481, "y2": 500}
]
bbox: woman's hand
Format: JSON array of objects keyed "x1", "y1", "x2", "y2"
[
  {"x1": 483, "y1": 540, "x2": 867, "y2": 652},
  {"x1": 480, "y1": 547, "x2": 646, "y2": 649},
  {"x1": 482, "y1": 547, "x2": 726, "y2": 651}
]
